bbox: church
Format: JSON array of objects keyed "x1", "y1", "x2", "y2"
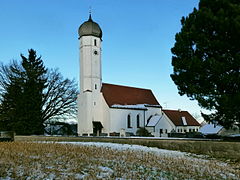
[{"x1": 77, "y1": 15, "x2": 200, "y2": 137}]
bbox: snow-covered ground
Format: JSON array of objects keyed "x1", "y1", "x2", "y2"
[
  {"x1": 57, "y1": 141, "x2": 238, "y2": 178},
  {"x1": 0, "y1": 141, "x2": 239, "y2": 179},
  {"x1": 59, "y1": 141, "x2": 189, "y2": 158}
]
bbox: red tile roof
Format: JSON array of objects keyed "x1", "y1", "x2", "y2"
[
  {"x1": 101, "y1": 83, "x2": 160, "y2": 107},
  {"x1": 163, "y1": 110, "x2": 200, "y2": 126}
]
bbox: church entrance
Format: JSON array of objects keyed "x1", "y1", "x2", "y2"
[{"x1": 92, "y1": 121, "x2": 103, "y2": 136}]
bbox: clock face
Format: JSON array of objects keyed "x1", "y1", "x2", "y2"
[{"x1": 93, "y1": 50, "x2": 98, "y2": 55}]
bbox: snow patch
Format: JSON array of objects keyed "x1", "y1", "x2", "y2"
[
  {"x1": 58, "y1": 141, "x2": 188, "y2": 158},
  {"x1": 97, "y1": 166, "x2": 114, "y2": 178},
  {"x1": 111, "y1": 104, "x2": 148, "y2": 110}
]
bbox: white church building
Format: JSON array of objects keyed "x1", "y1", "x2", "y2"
[{"x1": 77, "y1": 15, "x2": 200, "y2": 137}]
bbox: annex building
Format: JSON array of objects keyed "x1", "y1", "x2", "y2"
[{"x1": 77, "y1": 15, "x2": 200, "y2": 137}]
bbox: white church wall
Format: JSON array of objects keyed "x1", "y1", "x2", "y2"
[
  {"x1": 78, "y1": 92, "x2": 94, "y2": 135},
  {"x1": 109, "y1": 108, "x2": 145, "y2": 135},
  {"x1": 101, "y1": 95, "x2": 111, "y2": 134},
  {"x1": 78, "y1": 91, "x2": 110, "y2": 136},
  {"x1": 91, "y1": 92, "x2": 103, "y2": 121}
]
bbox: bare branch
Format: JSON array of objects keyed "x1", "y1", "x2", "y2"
[{"x1": 42, "y1": 69, "x2": 78, "y2": 122}]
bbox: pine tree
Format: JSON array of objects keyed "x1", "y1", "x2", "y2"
[
  {"x1": 20, "y1": 49, "x2": 47, "y2": 134},
  {"x1": 0, "y1": 50, "x2": 47, "y2": 134},
  {"x1": 171, "y1": 0, "x2": 240, "y2": 128},
  {"x1": 0, "y1": 62, "x2": 25, "y2": 134}
]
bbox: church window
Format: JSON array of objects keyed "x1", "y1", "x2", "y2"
[
  {"x1": 127, "y1": 114, "x2": 132, "y2": 128},
  {"x1": 94, "y1": 39, "x2": 97, "y2": 46},
  {"x1": 160, "y1": 129, "x2": 163, "y2": 134},
  {"x1": 136, "y1": 114, "x2": 140, "y2": 128},
  {"x1": 95, "y1": 84, "x2": 97, "y2": 89},
  {"x1": 94, "y1": 102, "x2": 96, "y2": 106},
  {"x1": 165, "y1": 129, "x2": 168, "y2": 134}
]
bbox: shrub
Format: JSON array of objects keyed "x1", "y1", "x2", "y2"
[
  {"x1": 205, "y1": 134, "x2": 221, "y2": 139},
  {"x1": 186, "y1": 132, "x2": 205, "y2": 138},
  {"x1": 136, "y1": 128, "x2": 153, "y2": 137}
]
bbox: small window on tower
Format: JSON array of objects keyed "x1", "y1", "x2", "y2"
[
  {"x1": 94, "y1": 39, "x2": 97, "y2": 46},
  {"x1": 95, "y1": 84, "x2": 97, "y2": 89}
]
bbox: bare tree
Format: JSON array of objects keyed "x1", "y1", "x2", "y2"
[{"x1": 42, "y1": 69, "x2": 78, "y2": 122}]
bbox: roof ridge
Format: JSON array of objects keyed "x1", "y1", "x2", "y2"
[
  {"x1": 163, "y1": 109, "x2": 188, "y2": 112},
  {"x1": 102, "y1": 82, "x2": 152, "y2": 91}
]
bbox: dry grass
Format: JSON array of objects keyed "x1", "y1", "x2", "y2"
[
  {"x1": 0, "y1": 141, "x2": 239, "y2": 179},
  {"x1": 16, "y1": 136, "x2": 240, "y2": 163}
]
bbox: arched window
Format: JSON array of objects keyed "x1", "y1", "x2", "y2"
[
  {"x1": 136, "y1": 114, "x2": 140, "y2": 128},
  {"x1": 127, "y1": 114, "x2": 131, "y2": 128}
]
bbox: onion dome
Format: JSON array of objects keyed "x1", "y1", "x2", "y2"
[{"x1": 78, "y1": 15, "x2": 102, "y2": 39}]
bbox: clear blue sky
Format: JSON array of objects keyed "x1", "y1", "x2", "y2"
[{"x1": 0, "y1": 0, "x2": 205, "y2": 121}]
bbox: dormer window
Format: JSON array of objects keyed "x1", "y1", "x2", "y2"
[{"x1": 181, "y1": 117, "x2": 187, "y2": 126}]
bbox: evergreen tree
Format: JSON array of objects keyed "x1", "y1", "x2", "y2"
[
  {"x1": 171, "y1": 0, "x2": 240, "y2": 128},
  {"x1": 21, "y1": 49, "x2": 47, "y2": 134},
  {"x1": 0, "y1": 62, "x2": 25, "y2": 134}
]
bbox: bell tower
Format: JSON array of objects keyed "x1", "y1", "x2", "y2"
[
  {"x1": 78, "y1": 14, "x2": 102, "y2": 93},
  {"x1": 77, "y1": 14, "x2": 103, "y2": 136}
]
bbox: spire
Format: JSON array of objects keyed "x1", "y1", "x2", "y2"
[{"x1": 88, "y1": 6, "x2": 92, "y2": 21}]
